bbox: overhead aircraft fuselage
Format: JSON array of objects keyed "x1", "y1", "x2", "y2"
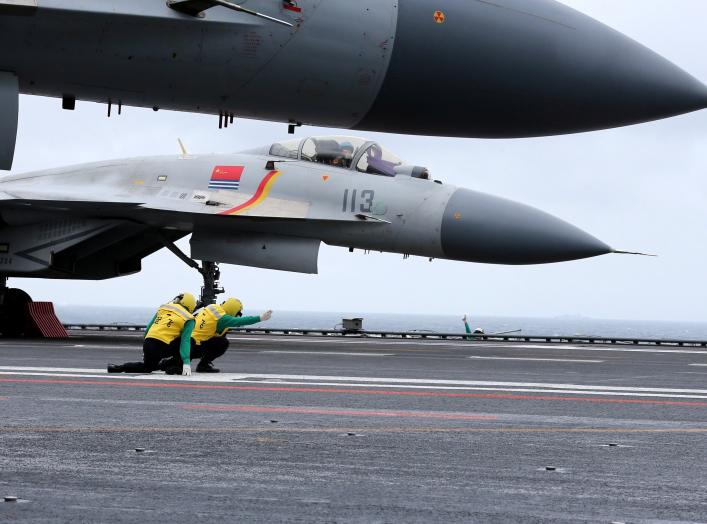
[{"x1": 0, "y1": 0, "x2": 706, "y2": 169}]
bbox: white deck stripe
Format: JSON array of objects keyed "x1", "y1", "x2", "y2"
[
  {"x1": 1, "y1": 371, "x2": 707, "y2": 400},
  {"x1": 2, "y1": 367, "x2": 707, "y2": 395},
  {"x1": 259, "y1": 351, "x2": 392, "y2": 357},
  {"x1": 468, "y1": 356, "x2": 603, "y2": 363},
  {"x1": 230, "y1": 337, "x2": 707, "y2": 354}
]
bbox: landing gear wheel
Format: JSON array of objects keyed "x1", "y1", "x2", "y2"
[{"x1": 0, "y1": 288, "x2": 32, "y2": 337}]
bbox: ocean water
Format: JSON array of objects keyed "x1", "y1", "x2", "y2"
[{"x1": 55, "y1": 306, "x2": 707, "y2": 341}]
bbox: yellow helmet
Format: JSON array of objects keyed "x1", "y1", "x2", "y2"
[
  {"x1": 222, "y1": 297, "x2": 243, "y2": 317},
  {"x1": 174, "y1": 292, "x2": 196, "y2": 313}
]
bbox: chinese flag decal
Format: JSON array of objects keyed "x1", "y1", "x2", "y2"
[{"x1": 283, "y1": 1, "x2": 302, "y2": 13}]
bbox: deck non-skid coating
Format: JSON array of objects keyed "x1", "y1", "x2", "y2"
[{"x1": 1, "y1": 334, "x2": 706, "y2": 522}]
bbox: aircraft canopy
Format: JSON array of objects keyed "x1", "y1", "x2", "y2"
[{"x1": 269, "y1": 136, "x2": 405, "y2": 177}]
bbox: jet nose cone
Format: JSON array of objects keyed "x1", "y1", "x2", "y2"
[
  {"x1": 546, "y1": 5, "x2": 707, "y2": 134},
  {"x1": 441, "y1": 189, "x2": 611, "y2": 265},
  {"x1": 359, "y1": 0, "x2": 707, "y2": 137}
]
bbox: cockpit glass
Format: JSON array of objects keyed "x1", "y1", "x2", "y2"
[
  {"x1": 356, "y1": 144, "x2": 404, "y2": 177},
  {"x1": 269, "y1": 136, "x2": 406, "y2": 175},
  {"x1": 269, "y1": 139, "x2": 300, "y2": 159},
  {"x1": 300, "y1": 136, "x2": 367, "y2": 169}
]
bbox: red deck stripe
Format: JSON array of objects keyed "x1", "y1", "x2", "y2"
[
  {"x1": 183, "y1": 404, "x2": 497, "y2": 421},
  {"x1": 1, "y1": 377, "x2": 707, "y2": 407}
]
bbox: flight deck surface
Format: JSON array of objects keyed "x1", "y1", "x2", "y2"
[{"x1": 1, "y1": 332, "x2": 706, "y2": 522}]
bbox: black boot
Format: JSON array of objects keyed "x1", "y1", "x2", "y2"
[
  {"x1": 196, "y1": 361, "x2": 220, "y2": 373},
  {"x1": 158, "y1": 357, "x2": 178, "y2": 371},
  {"x1": 107, "y1": 364, "x2": 124, "y2": 373},
  {"x1": 165, "y1": 366, "x2": 182, "y2": 375}
]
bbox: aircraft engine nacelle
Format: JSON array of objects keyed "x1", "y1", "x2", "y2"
[
  {"x1": 191, "y1": 229, "x2": 320, "y2": 274},
  {"x1": 0, "y1": 71, "x2": 18, "y2": 171}
]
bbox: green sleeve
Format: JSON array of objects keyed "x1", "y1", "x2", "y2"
[
  {"x1": 180, "y1": 319, "x2": 195, "y2": 365},
  {"x1": 464, "y1": 320, "x2": 472, "y2": 341},
  {"x1": 216, "y1": 315, "x2": 262, "y2": 333},
  {"x1": 144, "y1": 314, "x2": 157, "y2": 339}
]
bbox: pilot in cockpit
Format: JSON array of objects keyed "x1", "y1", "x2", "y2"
[
  {"x1": 314, "y1": 139, "x2": 354, "y2": 169},
  {"x1": 333, "y1": 141, "x2": 355, "y2": 168}
]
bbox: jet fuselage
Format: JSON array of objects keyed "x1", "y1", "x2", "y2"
[
  {"x1": 0, "y1": 0, "x2": 705, "y2": 169},
  {"x1": 0, "y1": 136, "x2": 611, "y2": 280}
]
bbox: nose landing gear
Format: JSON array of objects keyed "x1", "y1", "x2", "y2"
[
  {"x1": 197, "y1": 260, "x2": 225, "y2": 308},
  {"x1": 160, "y1": 238, "x2": 225, "y2": 308}
]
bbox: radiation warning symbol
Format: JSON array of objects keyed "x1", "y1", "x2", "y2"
[{"x1": 433, "y1": 10, "x2": 446, "y2": 24}]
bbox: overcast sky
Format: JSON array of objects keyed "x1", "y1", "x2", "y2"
[{"x1": 7, "y1": 0, "x2": 707, "y2": 321}]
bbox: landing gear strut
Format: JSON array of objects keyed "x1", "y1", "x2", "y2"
[
  {"x1": 197, "y1": 261, "x2": 225, "y2": 308},
  {"x1": 159, "y1": 238, "x2": 225, "y2": 308}
]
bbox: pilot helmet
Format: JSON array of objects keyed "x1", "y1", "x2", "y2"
[{"x1": 340, "y1": 141, "x2": 355, "y2": 159}]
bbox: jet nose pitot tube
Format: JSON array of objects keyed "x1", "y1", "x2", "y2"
[
  {"x1": 357, "y1": 0, "x2": 707, "y2": 137},
  {"x1": 441, "y1": 189, "x2": 611, "y2": 265}
]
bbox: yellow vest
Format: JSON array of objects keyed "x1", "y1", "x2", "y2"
[
  {"x1": 192, "y1": 304, "x2": 227, "y2": 344},
  {"x1": 146, "y1": 303, "x2": 194, "y2": 344}
]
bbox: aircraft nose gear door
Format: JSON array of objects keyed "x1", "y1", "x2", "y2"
[{"x1": 0, "y1": 71, "x2": 19, "y2": 170}]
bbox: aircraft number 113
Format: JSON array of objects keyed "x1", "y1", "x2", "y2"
[{"x1": 342, "y1": 189, "x2": 375, "y2": 213}]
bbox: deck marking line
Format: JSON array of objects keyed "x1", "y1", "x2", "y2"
[
  {"x1": 3, "y1": 372, "x2": 707, "y2": 399},
  {"x1": 228, "y1": 380, "x2": 707, "y2": 399},
  {"x1": 468, "y1": 356, "x2": 603, "y2": 363},
  {"x1": 229, "y1": 338, "x2": 707, "y2": 354},
  {"x1": 259, "y1": 351, "x2": 393, "y2": 356},
  {"x1": 183, "y1": 404, "x2": 497, "y2": 421},
  {"x1": 1, "y1": 426, "x2": 707, "y2": 435},
  {"x1": 5, "y1": 372, "x2": 707, "y2": 399},
  {"x1": 5, "y1": 367, "x2": 707, "y2": 394},
  {"x1": 3, "y1": 377, "x2": 707, "y2": 406}
]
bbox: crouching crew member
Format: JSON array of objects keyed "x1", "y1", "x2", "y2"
[
  {"x1": 191, "y1": 297, "x2": 272, "y2": 373},
  {"x1": 107, "y1": 292, "x2": 197, "y2": 376}
]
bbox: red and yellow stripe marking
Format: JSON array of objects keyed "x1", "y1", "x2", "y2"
[{"x1": 219, "y1": 170, "x2": 281, "y2": 216}]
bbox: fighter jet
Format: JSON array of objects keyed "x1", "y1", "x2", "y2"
[
  {"x1": 1, "y1": 0, "x2": 706, "y2": 169},
  {"x1": 0, "y1": 135, "x2": 622, "y2": 333}
]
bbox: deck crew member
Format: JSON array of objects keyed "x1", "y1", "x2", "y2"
[
  {"x1": 190, "y1": 298, "x2": 272, "y2": 373},
  {"x1": 463, "y1": 315, "x2": 484, "y2": 340},
  {"x1": 107, "y1": 292, "x2": 197, "y2": 376}
]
